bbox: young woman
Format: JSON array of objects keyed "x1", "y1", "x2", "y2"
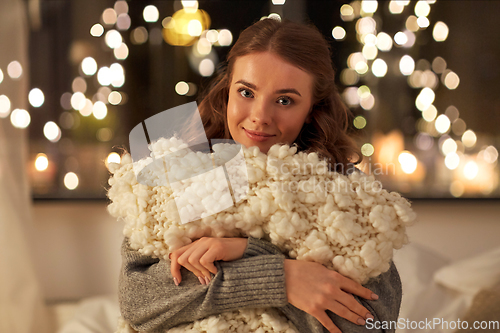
[{"x1": 119, "y1": 18, "x2": 402, "y2": 333}]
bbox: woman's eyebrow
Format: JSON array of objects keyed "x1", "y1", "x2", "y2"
[{"x1": 235, "y1": 79, "x2": 302, "y2": 97}]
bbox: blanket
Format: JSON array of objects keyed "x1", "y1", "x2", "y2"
[{"x1": 107, "y1": 137, "x2": 416, "y2": 332}]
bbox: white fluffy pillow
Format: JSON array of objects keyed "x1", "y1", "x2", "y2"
[{"x1": 433, "y1": 246, "x2": 500, "y2": 295}]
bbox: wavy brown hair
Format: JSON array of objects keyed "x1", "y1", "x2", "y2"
[{"x1": 196, "y1": 18, "x2": 361, "y2": 173}]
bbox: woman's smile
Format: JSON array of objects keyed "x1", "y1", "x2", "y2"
[{"x1": 226, "y1": 51, "x2": 314, "y2": 154}]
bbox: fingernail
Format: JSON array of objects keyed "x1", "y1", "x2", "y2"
[
  {"x1": 371, "y1": 293, "x2": 379, "y2": 300},
  {"x1": 198, "y1": 276, "x2": 206, "y2": 285},
  {"x1": 205, "y1": 276, "x2": 210, "y2": 285},
  {"x1": 173, "y1": 277, "x2": 179, "y2": 286},
  {"x1": 366, "y1": 313, "x2": 374, "y2": 320},
  {"x1": 357, "y1": 318, "x2": 366, "y2": 325},
  {"x1": 168, "y1": 253, "x2": 172, "y2": 259}
]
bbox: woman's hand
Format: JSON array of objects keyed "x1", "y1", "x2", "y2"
[
  {"x1": 284, "y1": 259, "x2": 378, "y2": 333},
  {"x1": 169, "y1": 237, "x2": 248, "y2": 286}
]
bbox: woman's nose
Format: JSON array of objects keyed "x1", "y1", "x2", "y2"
[{"x1": 249, "y1": 99, "x2": 272, "y2": 125}]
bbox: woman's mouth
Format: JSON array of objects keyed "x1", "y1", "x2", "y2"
[{"x1": 244, "y1": 128, "x2": 275, "y2": 142}]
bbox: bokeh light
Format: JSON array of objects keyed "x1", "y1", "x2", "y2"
[
  {"x1": 10, "y1": 109, "x2": 30, "y2": 128},
  {"x1": 35, "y1": 153, "x2": 49, "y2": 171},
  {"x1": 90, "y1": 24, "x2": 104, "y2": 37},
  {"x1": 43, "y1": 121, "x2": 61, "y2": 142},
  {"x1": 444, "y1": 152, "x2": 460, "y2": 170},
  {"x1": 81, "y1": 57, "x2": 98, "y2": 76},
  {"x1": 398, "y1": 151, "x2": 418, "y2": 174},
  {"x1": 332, "y1": 26, "x2": 346, "y2": 40},
  {"x1": 64, "y1": 172, "x2": 79, "y2": 190},
  {"x1": 462, "y1": 130, "x2": 477, "y2": 148},
  {"x1": 102, "y1": 8, "x2": 117, "y2": 25},
  {"x1": 399, "y1": 55, "x2": 415, "y2": 75},
  {"x1": 463, "y1": 161, "x2": 478, "y2": 180},
  {"x1": 7, "y1": 61, "x2": 22, "y2": 79},
  {"x1": 175, "y1": 81, "x2": 189, "y2": 95},
  {"x1": 435, "y1": 114, "x2": 451, "y2": 133},
  {"x1": 433, "y1": 21, "x2": 449, "y2": 42},
  {"x1": 361, "y1": 143, "x2": 375, "y2": 156},
  {"x1": 353, "y1": 116, "x2": 367, "y2": 129},
  {"x1": 0, "y1": 95, "x2": 11, "y2": 118},
  {"x1": 372, "y1": 58, "x2": 388, "y2": 77},
  {"x1": 29, "y1": 88, "x2": 45, "y2": 108}
]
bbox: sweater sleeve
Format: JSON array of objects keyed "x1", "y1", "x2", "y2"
[
  {"x1": 119, "y1": 236, "x2": 288, "y2": 332},
  {"x1": 278, "y1": 260, "x2": 403, "y2": 333}
]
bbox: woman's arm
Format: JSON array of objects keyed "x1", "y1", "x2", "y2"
[
  {"x1": 119, "y1": 236, "x2": 288, "y2": 332},
  {"x1": 280, "y1": 260, "x2": 402, "y2": 333}
]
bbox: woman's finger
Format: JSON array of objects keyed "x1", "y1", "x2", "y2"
[
  {"x1": 185, "y1": 245, "x2": 215, "y2": 280},
  {"x1": 336, "y1": 293, "x2": 374, "y2": 321},
  {"x1": 199, "y1": 248, "x2": 219, "y2": 275},
  {"x1": 334, "y1": 272, "x2": 378, "y2": 301},
  {"x1": 169, "y1": 252, "x2": 183, "y2": 285},
  {"x1": 327, "y1": 300, "x2": 367, "y2": 326}
]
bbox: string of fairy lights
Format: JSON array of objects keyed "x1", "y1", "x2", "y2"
[
  {"x1": 0, "y1": 0, "x2": 498, "y2": 196},
  {"x1": 331, "y1": 0, "x2": 498, "y2": 197}
]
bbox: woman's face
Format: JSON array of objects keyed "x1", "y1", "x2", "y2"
[{"x1": 227, "y1": 52, "x2": 314, "y2": 154}]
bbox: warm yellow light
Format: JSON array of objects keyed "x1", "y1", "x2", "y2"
[
  {"x1": 356, "y1": 17, "x2": 377, "y2": 35},
  {"x1": 372, "y1": 58, "x2": 388, "y2": 77},
  {"x1": 218, "y1": 29, "x2": 232, "y2": 46},
  {"x1": 361, "y1": 143, "x2": 375, "y2": 156},
  {"x1": 10, "y1": 109, "x2": 30, "y2": 128},
  {"x1": 422, "y1": 105, "x2": 437, "y2": 122},
  {"x1": 433, "y1": 21, "x2": 449, "y2": 42},
  {"x1": 417, "y1": 16, "x2": 430, "y2": 28},
  {"x1": 175, "y1": 81, "x2": 189, "y2": 95},
  {"x1": 389, "y1": 1, "x2": 404, "y2": 14},
  {"x1": 414, "y1": 1, "x2": 431, "y2": 17},
  {"x1": 199, "y1": 59, "x2": 215, "y2": 77},
  {"x1": 29, "y1": 88, "x2": 45, "y2": 108},
  {"x1": 93, "y1": 101, "x2": 108, "y2": 119},
  {"x1": 444, "y1": 71, "x2": 460, "y2": 90},
  {"x1": 398, "y1": 151, "x2": 418, "y2": 174},
  {"x1": 114, "y1": 43, "x2": 129, "y2": 60},
  {"x1": 483, "y1": 146, "x2": 498, "y2": 164},
  {"x1": 399, "y1": 55, "x2": 415, "y2": 76},
  {"x1": 361, "y1": 0, "x2": 378, "y2": 14},
  {"x1": 354, "y1": 116, "x2": 367, "y2": 129},
  {"x1": 362, "y1": 44, "x2": 378, "y2": 60},
  {"x1": 7, "y1": 61, "x2": 22, "y2": 79},
  {"x1": 348, "y1": 52, "x2": 367, "y2": 69},
  {"x1": 463, "y1": 161, "x2": 478, "y2": 180},
  {"x1": 435, "y1": 114, "x2": 451, "y2": 134},
  {"x1": 355, "y1": 61, "x2": 369, "y2": 75},
  {"x1": 376, "y1": 32, "x2": 393, "y2": 51},
  {"x1": 108, "y1": 91, "x2": 122, "y2": 105},
  {"x1": 102, "y1": 8, "x2": 117, "y2": 25},
  {"x1": 162, "y1": 9, "x2": 211, "y2": 46},
  {"x1": 0, "y1": 95, "x2": 11, "y2": 118},
  {"x1": 35, "y1": 153, "x2": 49, "y2": 171},
  {"x1": 360, "y1": 94, "x2": 375, "y2": 110},
  {"x1": 415, "y1": 88, "x2": 435, "y2": 111},
  {"x1": 110, "y1": 63, "x2": 125, "y2": 88},
  {"x1": 107, "y1": 152, "x2": 121, "y2": 165},
  {"x1": 64, "y1": 172, "x2": 79, "y2": 190},
  {"x1": 105, "y1": 29, "x2": 122, "y2": 49},
  {"x1": 394, "y1": 31, "x2": 408, "y2": 45},
  {"x1": 332, "y1": 26, "x2": 346, "y2": 40},
  {"x1": 340, "y1": 4, "x2": 355, "y2": 21},
  {"x1": 441, "y1": 138, "x2": 457, "y2": 155},
  {"x1": 81, "y1": 57, "x2": 98, "y2": 76},
  {"x1": 444, "y1": 152, "x2": 460, "y2": 170},
  {"x1": 71, "y1": 92, "x2": 86, "y2": 110},
  {"x1": 43, "y1": 121, "x2": 61, "y2": 142},
  {"x1": 405, "y1": 16, "x2": 419, "y2": 32},
  {"x1": 80, "y1": 99, "x2": 93, "y2": 117},
  {"x1": 462, "y1": 130, "x2": 477, "y2": 148},
  {"x1": 143, "y1": 5, "x2": 160, "y2": 23},
  {"x1": 90, "y1": 24, "x2": 104, "y2": 37},
  {"x1": 98, "y1": 67, "x2": 111, "y2": 86},
  {"x1": 0, "y1": 68, "x2": 3, "y2": 84}
]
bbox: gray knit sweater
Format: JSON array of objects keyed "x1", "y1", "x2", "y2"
[{"x1": 119, "y1": 236, "x2": 402, "y2": 333}]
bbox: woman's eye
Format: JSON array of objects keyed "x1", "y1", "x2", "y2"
[
  {"x1": 278, "y1": 96, "x2": 293, "y2": 106},
  {"x1": 239, "y1": 89, "x2": 253, "y2": 98}
]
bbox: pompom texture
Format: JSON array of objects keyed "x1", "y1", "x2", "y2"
[{"x1": 108, "y1": 136, "x2": 416, "y2": 332}]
